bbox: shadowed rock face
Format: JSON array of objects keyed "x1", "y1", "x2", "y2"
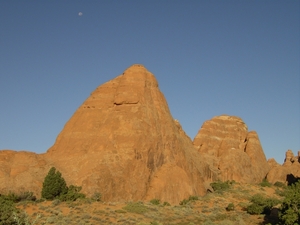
[
  {"x1": 267, "y1": 150, "x2": 300, "y2": 184},
  {"x1": 193, "y1": 115, "x2": 270, "y2": 183},
  {"x1": 0, "y1": 64, "x2": 216, "y2": 204}
]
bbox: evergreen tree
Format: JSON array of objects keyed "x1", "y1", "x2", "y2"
[
  {"x1": 279, "y1": 180, "x2": 300, "y2": 225},
  {"x1": 41, "y1": 167, "x2": 68, "y2": 200}
]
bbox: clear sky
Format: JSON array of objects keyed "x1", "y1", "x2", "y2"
[{"x1": 1, "y1": 1, "x2": 299, "y2": 163}]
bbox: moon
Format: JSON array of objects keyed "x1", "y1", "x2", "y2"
[{"x1": 78, "y1": 12, "x2": 83, "y2": 16}]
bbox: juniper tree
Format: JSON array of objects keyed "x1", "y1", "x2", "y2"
[
  {"x1": 279, "y1": 180, "x2": 300, "y2": 225},
  {"x1": 41, "y1": 167, "x2": 68, "y2": 200}
]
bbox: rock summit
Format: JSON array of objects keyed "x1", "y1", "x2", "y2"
[{"x1": 0, "y1": 64, "x2": 282, "y2": 203}]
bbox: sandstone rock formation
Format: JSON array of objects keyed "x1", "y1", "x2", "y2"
[
  {"x1": 193, "y1": 115, "x2": 270, "y2": 183},
  {"x1": 45, "y1": 64, "x2": 218, "y2": 203},
  {"x1": 267, "y1": 150, "x2": 300, "y2": 184},
  {"x1": 0, "y1": 150, "x2": 49, "y2": 195},
  {"x1": 0, "y1": 64, "x2": 276, "y2": 203},
  {"x1": 0, "y1": 64, "x2": 217, "y2": 204}
]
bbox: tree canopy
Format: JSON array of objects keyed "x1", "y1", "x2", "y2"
[{"x1": 41, "y1": 167, "x2": 68, "y2": 200}]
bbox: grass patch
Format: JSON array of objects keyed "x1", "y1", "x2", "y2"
[{"x1": 123, "y1": 202, "x2": 148, "y2": 214}]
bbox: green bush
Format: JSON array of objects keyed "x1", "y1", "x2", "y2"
[
  {"x1": 41, "y1": 167, "x2": 68, "y2": 200},
  {"x1": 123, "y1": 202, "x2": 148, "y2": 214},
  {"x1": 279, "y1": 180, "x2": 300, "y2": 225},
  {"x1": 246, "y1": 194, "x2": 280, "y2": 215},
  {"x1": 0, "y1": 193, "x2": 39, "y2": 225},
  {"x1": 2, "y1": 191, "x2": 36, "y2": 203},
  {"x1": 188, "y1": 195, "x2": 199, "y2": 201},
  {"x1": 41, "y1": 167, "x2": 85, "y2": 201},
  {"x1": 226, "y1": 203, "x2": 235, "y2": 211},
  {"x1": 274, "y1": 181, "x2": 286, "y2": 188},
  {"x1": 13, "y1": 211, "x2": 41, "y2": 225},
  {"x1": 179, "y1": 195, "x2": 199, "y2": 205},
  {"x1": 259, "y1": 178, "x2": 272, "y2": 187},
  {"x1": 179, "y1": 198, "x2": 189, "y2": 205},
  {"x1": 163, "y1": 201, "x2": 171, "y2": 206},
  {"x1": 0, "y1": 196, "x2": 17, "y2": 225},
  {"x1": 150, "y1": 199, "x2": 160, "y2": 205},
  {"x1": 59, "y1": 185, "x2": 85, "y2": 201},
  {"x1": 210, "y1": 180, "x2": 232, "y2": 192}
]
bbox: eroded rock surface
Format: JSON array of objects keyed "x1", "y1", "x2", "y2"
[
  {"x1": 0, "y1": 150, "x2": 49, "y2": 195},
  {"x1": 193, "y1": 115, "x2": 270, "y2": 183},
  {"x1": 267, "y1": 150, "x2": 300, "y2": 184},
  {"x1": 0, "y1": 64, "x2": 216, "y2": 204},
  {"x1": 0, "y1": 65, "x2": 278, "y2": 203},
  {"x1": 47, "y1": 64, "x2": 217, "y2": 203}
]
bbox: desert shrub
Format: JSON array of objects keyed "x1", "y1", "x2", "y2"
[
  {"x1": 210, "y1": 180, "x2": 232, "y2": 192},
  {"x1": 123, "y1": 202, "x2": 148, "y2": 214},
  {"x1": 3, "y1": 192, "x2": 20, "y2": 203},
  {"x1": 179, "y1": 195, "x2": 199, "y2": 205},
  {"x1": 41, "y1": 167, "x2": 68, "y2": 200},
  {"x1": 278, "y1": 180, "x2": 300, "y2": 225},
  {"x1": 36, "y1": 198, "x2": 46, "y2": 203},
  {"x1": 18, "y1": 192, "x2": 36, "y2": 202},
  {"x1": 226, "y1": 203, "x2": 235, "y2": 211},
  {"x1": 179, "y1": 198, "x2": 189, "y2": 205},
  {"x1": 275, "y1": 188, "x2": 286, "y2": 197},
  {"x1": 246, "y1": 194, "x2": 280, "y2": 215},
  {"x1": 59, "y1": 185, "x2": 85, "y2": 201},
  {"x1": 0, "y1": 196, "x2": 17, "y2": 225},
  {"x1": 259, "y1": 178, "x2": 272, "y2": 187},
  {"x1": 0, "y1": 193, "x2": 38, "y2": 225},
  {"x1": 274, "y1": 181, "x2": 286, "y2": 188},
  {"x1": 188, "y1": 195, "x2": 199, "y2": 201},
  {"x1": 150, "y1": 199, "x2": 160, "y2": 205},
  {"x1": 163, "y1": 201, "x2": 171, "y2": 206},
  {"x1": 2, "y1": 191, "x2": 36, "y2": 203},
  {"x1": 13, "y1": 211, "x2": 41, "y2": 225}
]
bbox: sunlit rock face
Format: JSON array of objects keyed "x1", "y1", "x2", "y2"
[
  {"x1": 0, "y1": 65, "x2": 275, "y2": 203},
  {"x1": 267, "y1": 150, "x2": 300, "y2": 184},
  {"x1": 193, "y1": 115, "x2": 270, "y2": 184},
  {"x1": 46, "y1": 64, "x2": 218, "y2": 204}
]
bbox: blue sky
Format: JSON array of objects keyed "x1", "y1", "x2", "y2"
[{"x1": 0, "y1": 0, "x2": 299, "y2": 163}]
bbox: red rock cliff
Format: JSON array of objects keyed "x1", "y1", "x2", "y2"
[
  {"x1": 193, "y1": 115, "x2": 270, "y2": 183},
  {"x1": 44, "y1": 64, "x2": 216, "y2": 203}
]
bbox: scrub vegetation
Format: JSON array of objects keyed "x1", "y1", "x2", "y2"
[{"x1": 1, "y1": 173, "x2": 299, "y2": 225}]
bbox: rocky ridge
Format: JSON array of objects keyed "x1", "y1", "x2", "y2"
[
  {"x1": 193, "y1": 115, "x2": 270, "y2": 183},
  {"x1": 0, "y1": 64, "x2": 290, "y2": 203},
  {"x1": 267, "y1": 150, "x2": 300, "y2": 184}
]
